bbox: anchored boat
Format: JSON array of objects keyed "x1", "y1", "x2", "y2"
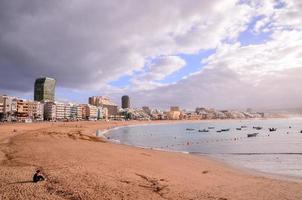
[
  {"x1": 198, "y1": 129, "x2": 209, "y2": 133},
  {"x1": 253, "y1": 126, "x2": 263, "y2": 130},
  {"x1": 269, "y1": 128, "x2": 277, "y2": 132},
  {"x1": 247, "y1": 133, "x2": 259, "y2": 137}
]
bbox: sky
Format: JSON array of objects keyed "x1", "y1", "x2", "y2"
[{"x1": 0, "y1": 0, "x2": 302, "y2": 110}]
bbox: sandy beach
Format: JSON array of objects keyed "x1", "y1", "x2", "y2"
[{"x1": 1, "y1": 121, "x2": 302, "y2": 200}]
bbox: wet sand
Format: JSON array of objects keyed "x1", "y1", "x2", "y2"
[{"x1": 1, "y1": 121, "x2": 302, "y2": 200}]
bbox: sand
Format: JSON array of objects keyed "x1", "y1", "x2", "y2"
[{"x1": 0, "y1": 120, "x2": 302, "y2": 200}]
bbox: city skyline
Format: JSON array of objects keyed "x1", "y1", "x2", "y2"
[{"x1": 0, "y1": 1, "x2": 302, "y2": 110}]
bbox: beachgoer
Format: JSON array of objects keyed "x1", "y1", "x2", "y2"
[{"x1": 33, "y1": 170, "x2": 45, "y2": 183}]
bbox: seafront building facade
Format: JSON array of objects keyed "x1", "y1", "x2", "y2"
[
  {"x1": 0, "y1": 92, "x2": 268, "y2": 122},
  {"x1": 0, "y1": 77, "x2": 268, "y2": 122}
]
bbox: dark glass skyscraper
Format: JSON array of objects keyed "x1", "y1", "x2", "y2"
[
  {"x1": 121, "y1": 95, "x2": 130, "y2": 109},
  {"x1": 34, "y1": 77, "x2": 56, "y2": 102}
]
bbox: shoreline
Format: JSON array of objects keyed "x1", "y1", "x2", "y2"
[
  {"x1": 103, "y1": 118, "x2": 302, "y2": 183},
  {"x1": 1, "y1": 120, "x2": 302, "y2": 199},
  {"x1": 201, "y1": 153, "x2": 302, "y2": 184}
]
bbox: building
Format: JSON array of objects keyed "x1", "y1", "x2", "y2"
[
  {"x1": 0, "y1": 95, "x2": 18, "y2": 121},
  {"x1": 76, "y1": 105, "x2": 83, "y2": 120},
  {"x1": 64, "y1": 103, "x2": 71, "y2": 119},
  {"x1": 121, "y1": 95, "x2": 130, "y2": 109},
  {"x1": 70, "y1": 105, "x2": 77, "y2": 120},
  {"x1": 44, "y1": 102, "x2": 56, "y2": 121},
  {"x1": 166, "y1": 106, "x2": 181, "y2": 120},
  {"x1": 16, "y1": 99, "x2": 29, "y2": 121},
  {"x1": 0, "y1": 96, "x2": 4, "y2": 112},
  {"x1": 80, "y1": 104, "x2": 88, "y2": 119},
  {"x1": 55, "y1": 102, "x2": 71, "y2": 120},
  {"x1": 142, "y1": 106, "x2": 151, "y2": 115},
  {"x1": 0, "y1": 96, "x2": 4, "y2": 120},
  {"x1": 167, "y1": 110, "x2": 181, "y2": 120},
  {"x1": 170, "y1": 106, "x2": 180, "y2": 112},
  {"x1": 85, "y1": 104, "x2": 98, "y2": 120},
  {"x1": 88, "y1": 96, "x2": 118, "y2": 117},
  {"x1": 97, "y1": 107, "x2": 107, "y2": 120},
  {"x1": 28, "y1": 101, "x2": 44, "y2": 121},
  {"x1": 55, "y1": 102, "x2": 65, "y2": 120},
  {"x1": 34, "y1": 77, "x2": 56, "y2": 102},
  {"x1": 70, "y1": 104, "x2": 82, "y2": 120}
]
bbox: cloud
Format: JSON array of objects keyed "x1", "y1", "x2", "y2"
[
  {"x1": 112, "y1": 0, "x2": 302, "y2": 110},
  {"x1": 1, "y1": 0, "x2": 302, "y2": 110},
  {"x1": 0, "y1": 0, "x2": 253, "y2": 92},
  {"x1": 130, "y1": 56, "x2": 186, "y2": 90}
]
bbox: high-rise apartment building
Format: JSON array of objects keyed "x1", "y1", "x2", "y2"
[{"x1": 34, "y1": 77, "x2": 56, "y2": 102}]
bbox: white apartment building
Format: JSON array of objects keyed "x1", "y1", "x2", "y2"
[
  {"x1": 70, "y1": 104, "x2": 83, "y2": 120},
  {"x1": 70, "y1": 105, "x2": 77, "y2": 120},
  {"x1": 64, "y1": 103, "x2": 71, "y2": 119},
  {"x1": 55, "y1": 102, "x2": 71, "y2": 120},
  {"x1": 76, "y1": 105, "x2": 82, "y2": 120},
  {"x1": 55, "y1": 102, "x2": 65, "y2": 120}
]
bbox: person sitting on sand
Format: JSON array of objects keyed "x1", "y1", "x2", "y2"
[{"x1": 33, "y1": 170, "x2": 45, "y2": 183}]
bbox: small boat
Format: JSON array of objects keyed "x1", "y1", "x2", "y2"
[
  {"x1": 236, "y1": 128, "x2": 242, "y2": 130},
  {"x1": 221, "y1": 128, "x2": 230, "y2": 132},
  {"x1": 217, "y1": 130, "x2": 222, "y2": 133},
  {"x1": 300, "y1": 130, "x2": 302, "y2": 133},
  {"x1": 269, "y1": 128, "x2": 277, "y2": 132},
  {"x1": 253, "y1": 126, "x2": 262, "y2": 130},
  {"x1": 247, "y1": 133, "x2": 259, "y2": 137},
  {"x1": 208, "y1": 127, "x2": 215, "y2": 129},
  {"x1": 186, "y1": 128, "x2": 195, "y2": 131},
  {"x1": 198, "y1": 129, "x2": 209, "y2": 133},
  {"x1": 241, "y1": 126, "x2": 247, "y2": 128}
]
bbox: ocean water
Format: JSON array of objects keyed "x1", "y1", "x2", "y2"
[{"x1": 107, "y1": 118, "x2": 302, "y2": 178}]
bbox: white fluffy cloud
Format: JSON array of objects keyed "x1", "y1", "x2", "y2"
[
  {"x1": 130, "y1": 56, "x2": 186, "y2": 90},
  {"x1": 107, "y1": 0, "x2": 302, "y2": 110}
]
